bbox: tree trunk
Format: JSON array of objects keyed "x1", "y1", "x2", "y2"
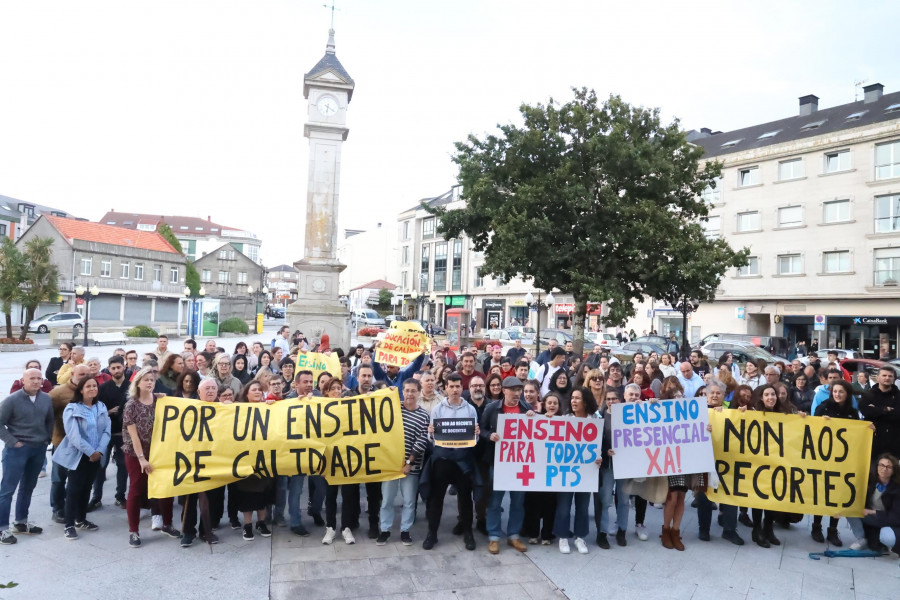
[
  {"x1": 572, "y1": 296, "x2": 588, "y2": 358},
  {"x1": 19, "y1": 307, "x2": 34, "y2": 340},
  {"x1": 4, "y1": 312, "x2": 12, "y2": 339}
]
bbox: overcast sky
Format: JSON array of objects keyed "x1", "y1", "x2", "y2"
[{"x1": 0, "y1": 0, "x2": 895, "y2": 265}]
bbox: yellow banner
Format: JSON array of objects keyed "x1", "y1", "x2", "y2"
[
  {"x1": 707, "y1": 410, "x2": 873, "y2": 517},
  {"x1": 293, "y1": 351, "x2": 341, "y2": 382},
  {"x1": 374, "y1": 320, "x2": 428, "y2": 367},
  {"x1": 147, "y1": 390, "x2": 406, "y2": 498}
]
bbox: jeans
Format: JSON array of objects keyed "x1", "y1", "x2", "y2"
[
  {"x1": 380, "y1": 474, "x2": 420, "y2": 532},
  {"x1": 50, "y1": 455, "x2": 69, "y2": 514},
  {"x1": 272, "y1": 475, "x2": 289, "y2": 522},
  {"x1": 91, "y1": 435, "x2": 127, "y2": 503},
  {"x1": 847, "y1": 517, "x2": 898, "y2": 548},
  {"x1": 286, "y1": 475, "x2": 306, "y2": 528},
  {"x1": 594, "y1": 469, "x2": 630, "y2": 534},
  {"x1": 65, "y1": 455, "x2": 101, "y2": 528},
  {"x1": 554, "y1": 491, "x2": 590, "y2": 539},
  {"x1": 0, "y1": 443, "x2": 46, "y2": 529},
  {"x1": 487, "y1": 489, "x2": 525, "y2": 541}
]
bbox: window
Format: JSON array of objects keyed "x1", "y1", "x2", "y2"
[
  {"x1": 474, "y1": 266, "x2": 484, "y2": 288},
  {"x1": 823, "y1": 251, "x2": 851, "y2": 273},
  {"x1": 420, "y1": 244, "x2": 429, "y2": 291},
  {"x1": 400, "y1": 272, "x2": 407, "y2": 290},
  {"x1": 0, "y1": 224, "x2": 5, "y2": 236},
  {"x1": 237, "y1": 271, "x2": 247, "y2": 285},
  {"x1": 737, "y1": 256, "x2": 759, "y2": 277},
  {"x1": 218, "y1": 270, "x2": 229, "y2": 283},
  {"x1": 100, "y1": 260, "x2": 111, "y2": 278},
  {"x1": 699, "y1": 178, "x2": 721, "y2": 204},
  {"x1": 777, "y1": 206, "x2": 803, "y2": 228},
  {"x1": 887, "y1": 104, "x2": 900, "y2": 114},
  {"x1": 422, "y1": 217, "x2": 435, "y2": 239},
  {"x1": 757, "y1": 130, "x2": 781, "y2": 140},
  {"x1": 737, "y1": 211, "x2": 760, "y2": 232},
  {"x1": 433, "y1": 242, "x2": 447, "y2": 291},
  {"x1": 119, "y1": 262, "x2": 130, "y2": 279},
  {"x1": 402, "y1": 221, "x2": 410, "y2": 240},
  {"x1": 218, "y1": 249, "x2": 227, "y2": 259},
  {"x1": 179, "y1": 226, "x2": 189, "y2": 230},
  {"x1": 401, "y1": 246, "x2": 409, "y2": 265},
  {"x1": 875, "y1": 194, "x2": 900, "y2": 233},
  {"x1": 778, "y1": 158, "x2": 804, "y2": 181},
  {"x1": 721, "y1": 139, "x2": 742, "y2": 149},
  {"x1": 451, "y1": 239, "x2": 462, "y2": 290},
  {"x1": 153, "y1": 265, "x2": 162, "y2": 282},
  {"x1": 80, "y1": 258, "x2": 92, "y2": 276},
  {"x1": 17, "y1": 204, "x2": 34, "y2": 217},
  {"x1": 823, "y1": 200, "x2": 850, "y2": 223},
  {"x1": 703, "y1": 216, "x2": 721, "y2": 238},
  {"x1": 824, "y1": 150, "x2": 851, "y2": 173},
  {"x1": 777, "y1": 254, "x2": 803, "y2": 275},
  {"x1": 846, "y1": 110, "x2": 867, "y2": 121},
  {"x1": 738, "y1": 166, "x2": 760, "y2": 187},
  {"x1": 201, "y1": 269, "x2": 211, "y2": 283},
  {"x1": 195, "y1": 226, "x2": 203, "y2": 231},
  {"x1": 801, "y1": 120, "x2": 826, "y2": 131},
  {"x1": 875, "y1": 141, "x2": 900, "y2": 180},
  {"x1": 134, "y1": 263, "x2": 144, "y2": 280},
  {"x1": 875, "y1": 248, "x2": 900, "y2": 285},
  {"x1": 170, "y1": 267, "x2": 179, "y2": 284},
  {"x1": 137, "y1": 224, "x2": 155, "y2": 232}
]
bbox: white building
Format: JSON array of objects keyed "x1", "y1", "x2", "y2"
[
  {"x1": 628, "y1": 82, "x2": 900, "y2": 358},
  {"x1": 348, "y1": 279, "x2": 396, "y2": 311},
  {"x1": 337, "y1": 223, "x2": 399, "y2": 296}
]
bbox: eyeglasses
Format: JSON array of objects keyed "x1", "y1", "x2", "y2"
[{"x1": 877, "y1": 464, "x2": 893, "y2": 470}]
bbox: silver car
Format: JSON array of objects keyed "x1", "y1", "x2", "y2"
[{"x1": 28, "y1": 312, "x2": 84, "y2": 333}]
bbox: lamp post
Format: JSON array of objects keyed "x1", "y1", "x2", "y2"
[
  {"x1": 183, "y1": 286, "x2": 206, "y2": 337},
  {"x1": 411, "y1": 290, "x2": 426, "y2": 321},
  {"x1": 74, "y1": 284, "x2": 100, "y2": 346},
  {"x1": 525, "y1": 290, "x2": 554, "y2": 357},
  {"x1": 669, "y1": 294, "x2": 700, "y2": 362},
  {"x1": 427, "y1": 291, "x2": 437, "y2": 325}
]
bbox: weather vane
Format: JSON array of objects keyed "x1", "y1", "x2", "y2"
[{"x1": 323, "y1": 0, "x2": 339, "y2": 28}]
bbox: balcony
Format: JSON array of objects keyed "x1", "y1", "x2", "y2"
[{"x1": 60, "y1": 277, "x2": 185, "y2": 297}]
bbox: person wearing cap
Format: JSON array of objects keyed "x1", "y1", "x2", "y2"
[{"x1": 479, "y1": 376, "x2": 532, "y2": 554}]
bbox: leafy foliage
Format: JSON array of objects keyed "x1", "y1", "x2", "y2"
[
  {"x1": 219, "y1": 317, "x2": 249, "y2": 334},
  {"x1": 377, "y1": 287, "x2": 393, "y2": 308},
  {"x1": 185, "y1": 263, "x2": 201, "y2": 296},
  {"x1": 0, "y1": 237, "x2": 25, "y2": 339},
  {"x1": 157, "y1": 223, "x2": 183, "y2": 253},
  {"x1": 125, "y1": 325, "x2": 159, "y2": 338},
  {"x1": 18, "y1": 237, "x2": 60, "y2": 340},
  {"x1": 432, "y1": 88, "x2": 748, "y2": 354}
]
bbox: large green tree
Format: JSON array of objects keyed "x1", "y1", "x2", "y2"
[
  {"x1": 431, "y1": 88, "x2": 748, "y2": 354},
  {"x1": 18, "y1": 237, "x2": 60, "y2": 339},
  {"x1": 0, "y1": 238, "x2": 25, "y2": 338},
  {"x1": 157, "y1": 222, "x2": 200, "y2": 296}
]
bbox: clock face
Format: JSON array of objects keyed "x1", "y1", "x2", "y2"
[{"x1": 317, "y1": 96, "x2": 338, "y2": 117}]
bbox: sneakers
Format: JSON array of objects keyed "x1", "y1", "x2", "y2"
[
  {"x1": 151, "y1": 515, "x2": 163, "y2": 531},
  {"x1": 52, "y1": 511, "x2": 66, "y2": 524},
  {"x1": 616, "y1": 529, "x2": 627, "y2": 547},
  {"x1": 200, "y1": 532, "x2": 220, "y2": 545},
  {"x1": 0, "y1": 530, "x2": 17, "y2": 545},
  {"x1": 75, "y1": 520, "x2": 98, "y2": 532},
  {"x1": 375, "y1": 531, "x2": 390, "y2": 546},
  {"x1": 573, "y1": 537, "x2": 589, "y2": 554},
  {"x1": 341, "y1": 527, "x2": 356, "y2": 544},
  {"x1": 256, "y1": 522, "x2": 273, "y2": 538},
  {"x1": 596, "y1": 532, "x2": 610, "y2": 549},
  {"x1": 422, "y1": 531, "x2": 437, "y2": 550},
  {"x1": 367, "y1": 523, "x2": 379, "y2": 539},
  {"x1": 322, "y1": 527, "x2": 336, "y2": 545},
  {"x1": 243, "y1": 524, "x2": 254, "y2": 541},
  {"x1": 400, "y1": 531, "x2": 412, "y2": 546},
  {"x1": 114, "y1": 498, "x2": 126, "y2": 508},
  {"x1": 180, "y1": 533, "x2": 195, "y2": 548},
  {"x1": 129, "y1": 532, "x2": 141, "y2": 548},
  {"x1": 64, "y1": 526, "x2": 78, "y2": 540},
  {"x1": 160, "y1": 525, "x2": 179, "y2": 538},
  {"x1": 528, "y1": 537, "x2": 540, "y2": 545},
  {"x1": 230, "y1": 517, "x2": 242, "y2": 530},
  {"x1": 635, "y1": 524, "x2": 648, "y2": 541},
  {"x1": 850, "y1": 538, "x2": 866, "y2": 551},
  {"x1": 463, "y1": 531, "x2": 476, "y2": 551},
  {"x1": 508, "y1": 538, "x2": 527, "y2": 552},
  {"x1": 86, "y1": 499, "x2": 102, "y2": 512},
  {"x1": 12, "y1": 522, "x2": 42, "y2": 535},
  {"x1": 559, "y1": 538, "x2": 571, "y2": 554},
  {"x1": 291, "y1": 525, "x2": 310, "y2": 537},
  {"x1": 541, "y1": 538, "x2": 552, "y2": 545}
]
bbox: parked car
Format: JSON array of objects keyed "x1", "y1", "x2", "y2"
[
  {"x1": 538, "y1": 328, "x2": 597, "y2": 352},
  {"x1": 505, "y1": 326, "x2": 536, "y2": 343},
  {"x1": 632, "y1": 335, "x2": 669, "y2": 347},
  {"x1": 28, "y1": 312, "x2": 84, "y2": 334},
  {"x1": 586, "y1": 331, "x2": 620, "y2": 350},
  {"x1": 269, "y1": 306, "x2": 285, "y2": 319},
  {"x1": 613, "y1": 341, "x2": 667, "y2": 363},
  {"x1": 699, "y1": 333, "x2": 789, "y2": 358},
  {"x1": 701, "y1": 340, "x2": 780, "y2": 366},
  {"x1": 840, "y1": 358, "x2": 900, "y2": 387},
  {"x1": 384, "y1": 314, "x2": 405, "y2": 325},
  {"x1": 798, "y1": 348, "x2": 861, "y2": 365},
  {"x1": 351, "y1": 309, "x2": 386, "y2": 328},
  {"x1": 482, "y1": 329, "x2": 524, "y2": 349}
]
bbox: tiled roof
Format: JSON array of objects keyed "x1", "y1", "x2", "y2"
[
  {"x1": 269, "y1": 264, "x2": 298, "y2": 272},
  {"x1": 351, "y1": 279, "x2": 396, "y2": 292},
  {"x1": 44, "y1": 216, "x2": 180, "y2": 254},
  {"x1": 99, "y1": 211, "x2": 236, "y2": 235}
]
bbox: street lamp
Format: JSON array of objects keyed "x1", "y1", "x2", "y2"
[
  {"x1": 410, "y1": 290, "x2": 425, "y2": 321},
  {"x1": 184, "y1": 285, "x2": 206, "y2": 337},
  {"x1": 428, "y1": 291, "x2": 437, "y2": 324},
  {"x1": 74, "y1": 284, "x2": 100, "y2": 346},
  {"x1": 669, "y1": 294, "x2": 700, "y2": 361},
  {"x1": 525, "y1": 290, "x2": 554, "y2": 356}
]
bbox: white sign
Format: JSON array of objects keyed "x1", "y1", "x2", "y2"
[
  {"x1": 814, "y1": 314, "x2": 826, "y2": 331},
  {"x1": 493, "y1": 414, "x2": 602, "y2": 492},
  {"x1": 610, "y1": 399, "x2": 715, "y2": 480}
]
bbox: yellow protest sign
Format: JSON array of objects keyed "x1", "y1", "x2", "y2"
[
  {"x1": 707, "y1": 410, "x2": 873, "y2": 517},
  {"x1": 147, "y1": 389, "x2": 406, "y2": 498},
  {"x1": 293, "y1": 351, "x2": 341, "y2": 382},
  {"x1": 374, "y1": 320, "x2": 428, "y2": 368}
]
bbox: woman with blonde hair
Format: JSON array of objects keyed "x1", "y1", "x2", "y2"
[{"x1": 212, "y1": 354, "x2": 242, "y2": 396}]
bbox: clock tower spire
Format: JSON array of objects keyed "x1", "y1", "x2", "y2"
[{"x1": 287, "y1": 28, "x2": 355, "y2": 349}]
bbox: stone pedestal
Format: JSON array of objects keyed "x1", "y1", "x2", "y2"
[{"x1": 286, "y1": 260, "x2": 350, "y2": 351}]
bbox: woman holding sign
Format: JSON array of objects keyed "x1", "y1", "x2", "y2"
[
  {"x1": 232, "y1": 381, "x2": 274, "y2": 541},
  {"x1": 594, "y1": 386, "x2": 632, "y2": 549},
  {"x1": 521, "y1": 392, "x2": 561, "y2": 545},
  {"x1": 553, "y1": 387, "x2": 602, "y2": 555}
]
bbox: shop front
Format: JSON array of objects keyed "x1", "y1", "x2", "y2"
[
  {"x1": 508, "y1": 298, "x2": 528, "y2": 326},
  {"x1": 554, "y1": 302, "x2": 604, "y2": 329},
  {"x1": 442, "y1": 295, "x2": 467, "y2": 328},
  {"x1": 482, "y1": 299, "x2": 505, "y2": 330},
  {"x1": 783, "y1": 315, "x2": 900, "y2": 359}
]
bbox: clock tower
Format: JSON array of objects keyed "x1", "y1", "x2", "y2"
[{"x1": 287, "y1": 28, "x2": 354, "y2": 349}]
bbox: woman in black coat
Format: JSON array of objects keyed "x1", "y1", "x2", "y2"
[{"x1": 847, "y1": 453, "x2": 900, "y2": 553}]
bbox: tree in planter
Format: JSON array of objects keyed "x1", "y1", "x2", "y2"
[
  {"x1": 430, "y1": 88, "x2": 748, "y2": 355},
  {"x1": 0, "y1": 238, "x2": 25, "y2": 339},
  {"x1": 18, "y1": 237, "x2": 60, "y2": 340}
]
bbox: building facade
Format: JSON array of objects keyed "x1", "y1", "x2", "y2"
[
  {"x1": 0, "y1": 194, "x2": 77, "y2": 242},
  {"x1": 337, "y1": 223, "x2": 400, "y2": 297},
  {"x1": 193, "y1": 243, "x2": 267, "y2": 322},
  {"x1": 268, "y1": 264, "x2": 299, "y2": 306},
  {"x1": 629, "y1": 83, "x2": 900, "y2": 358}
]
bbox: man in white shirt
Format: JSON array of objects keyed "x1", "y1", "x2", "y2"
[
  {"x1": 273, "y1": 326, "x2": 292, "y2": 357},
  {"x1": 677, "y1": 362, "x2": 702, "y2": 398}
]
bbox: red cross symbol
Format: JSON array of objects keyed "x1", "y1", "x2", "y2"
[{"x1": 516, "y1": 465, "x2": 536, "y2": 486}]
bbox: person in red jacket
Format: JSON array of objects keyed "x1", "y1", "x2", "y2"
[{"x1": 10, "y1": 360, "x2": 53, "y2": 394}]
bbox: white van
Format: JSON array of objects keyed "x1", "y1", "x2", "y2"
[{"x1": 351, "y1": 309, "x2": 386, "y2": 328}]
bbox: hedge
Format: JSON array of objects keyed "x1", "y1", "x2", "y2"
[
  {"x1": 126, "y1": 326, "x2": 159, "y2": 338},
  {"x1": 219, "y1": 317, "x2": 249, "y2": 334}
]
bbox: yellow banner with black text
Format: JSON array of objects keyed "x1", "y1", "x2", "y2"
[
  {"x1": 707, "y1": 410, "x2": 873, "y2": 517},
  {"x1": 147, "y1": 390, "x2": 406, "y2": 498}
]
